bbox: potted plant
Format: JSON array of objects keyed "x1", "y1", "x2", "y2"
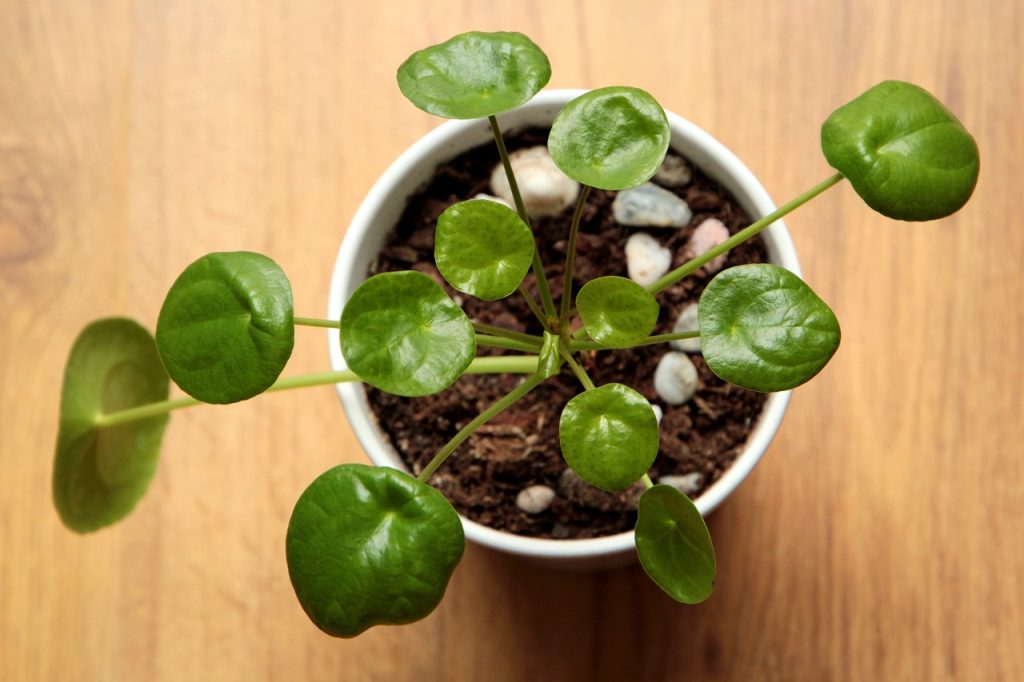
[{"x1": 50, "y1": 31, "x2": 979, "y2": 639}]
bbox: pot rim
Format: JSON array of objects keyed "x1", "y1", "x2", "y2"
[{"x1": 327, "y1": 89, "x2": 796, "y2": 561}]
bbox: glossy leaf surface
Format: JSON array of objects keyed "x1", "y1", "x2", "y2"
[
  {"x1": 559, "y1": 383, "x2": 658, "y2": 491},
  {"x1": 397, "y1": 31, "x2": 551, "y2": 119},
  {"x1": 635, "y1": 484, "x2": 716, "y2": 604},
  {"x1": 821, "y1": 80, "x2": 979, "y2": 220},
  {"x1": 699, "y1": 264, "x2": 840, "y2": 392},
  {"x1": 341, "y1": 271, "x2": 475, "y2": 396},
  {"x1": 156, "y1": 251, "x2": 294, "y2": 404},
  {"x1": 286, "y1": 464, "x2": 465, "y2": 638},
  {"x1": 548, "y1": 87, "x2": 670, "y2": 190},
  {"x1": 435, "y1": 199, "x2": 535, "y2": 300},
  {"x1": 53, "y1": 319, "x2": 170, "y2": 532},
  {"x1": 576, "y1": 276, "x2": 659, "y2": 348}
]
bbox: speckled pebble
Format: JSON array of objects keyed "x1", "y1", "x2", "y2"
[
  {"x1": 612, "y1": 182, "x2": 693, "y2": 228},
  {"x1": 516, "y1": 485, "x2": 556, "y2": 514},
  {"x1": 654, "y1": 351, "x2": 699, "y2": 405},
  {"x1": 670, "y1": 302, "x2": 702, "y2": 353},
  {"x1": 490, "y1": 146, "x2": 579, "y2": 218},
  {"x1": 683, "y1": 218, "x2": 730, "y2": 273},
  {"x1": 654, "y1": 154, "x2": 693, "y2": 188},
  {"x1": 626, "y1": 232, "x2": 672, "y2": 287},
  {"x1": 658, "y1": 472, "x2": 705, "y2": 495}
]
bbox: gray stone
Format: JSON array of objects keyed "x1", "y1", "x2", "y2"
[
  {"x1": 654, "y1": 154, "x2": 693, "y2": 188},
  {"x1": 658, "y1": 472, "x2": 705, "y2": 495},
  {"x1": 490, "y1": 146, "x2": 579, "y2": 218},
  {"x1": 625, "y1": 232, "x2": 671, "y2": 287},
  {"x1": 515, "y1": 485, "x2": 556, "y2": 514},
  {"x1": 670, "y1": 302, "x2": 702, "y2": 353},
  {"x1": 654, "y1": 351, "x2": 699, "y2": 405},
  {"x1": 612, "y1": 182, "x2": 693, "y2": 228}
]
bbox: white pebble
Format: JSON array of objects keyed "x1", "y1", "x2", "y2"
[
  {"x1": 472, "y1": 192, "x2": 513, "y2": 209},
  {"x1": 659, "y1": 472, "x2": 704, "y2": 495},
  {"x1": 490, "y1": 146, "x2": 579, "y2": 218},
  {"x1": 613, "y1": 182, "x2": 692, "y2": 228},
  {"x1": 651, "y1": 404, "x2": 663, "y2": 424},
  {"x1": 654, "y1": 352, "x2": 699, "y2": 405},
  {"x1": 654, "y1": 154, "x2": 693, "y2": 188},
  {"x1": 683, "y1": 218, "x2": 730, "y2": 273},
  {"x1": 516, "y1": 485, "x2": 556, "y2": 514},
  {"x1": 625, "y1": 232, "x2": 671, "y2": 287},
  {"x1": 670, "y1": 303, "x2": 701, "y2": 353}
]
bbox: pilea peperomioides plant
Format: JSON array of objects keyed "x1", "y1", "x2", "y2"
[{"x1": 52, "y1": 31, "x2": 979, "y2": 638}]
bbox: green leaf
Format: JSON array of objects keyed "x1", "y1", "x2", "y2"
[
  {"x1": 435, "y1": 199, "x2": 536, "y2": 300},
  {"x1": 635, "y1": 484, "x2": 716, "y2": 604},
  {"x1": 821, "y1": 80, "x2": 979, "y2": 221},
  {"x1": 156, "y1": 251, "x2": 294, "y2": 404},
  {"x1": 558, "y1": 383, "x2": 659, "y2": 491},
  {"x1": 576, "y1": 276, "x2": 659, "y2": 348},
  {"x1": 699, "y1": 264, "x2": 841, "y2": 392},
  {"x1": 538, "y1": 331, "x2": 564, "y2": 379},
  {"x1": 286, "y1": 464, "x2": 465, "y2": 638},
  {"x1": 397, "y1": 31, "x2": 551, "y2": 119},
  {"x1": 548, "y1": 87, "x2": 670, "y2": 190},
  {"x1": 53, "y1": 319, "x2": 170, "y2": 532},
  {"x1": 341, "y1": 271, "x2": 475, "y2": 397}
]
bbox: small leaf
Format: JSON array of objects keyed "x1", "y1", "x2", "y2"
[
  {"x1": 559, "y1": 383, "x2": 659, "y2": 491},
  {"x1": 156, "y1": 251, "x2": 294, "y2": 404},
  {"x1": 53, "y1": 318, "x2": 170, "y2": 532},
  {"x1": 576, "y1": 276, "x2": 659, "y2": 348},
  {"x1": 286, "y1": 464, "x2": 465, "y2": 638},
  {"x1": 635, "y1": 484, "x2": 716, "y2": 604},
  {"x1": 435, "y1": 200, "x2": 536, "y2": 300},
  {"x1": 699, "y1": 264, "x2": 840, "y2": 392},
  {"x1": 538, "y1": 331, "x2": 564, "y2": 379},
  {"x1": 821, "y1": 80, "x2": 979, "y2": 221},
  {"x1": 397, "y1": 31, "x2": 551, "y2": 119},
  {"x1": 341, "y1": 271, "x2": 475, "y2": 396},
  {"x1": 548, "y1": 87, "x2": 670, "y2": 190}
]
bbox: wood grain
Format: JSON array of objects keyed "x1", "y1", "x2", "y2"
[{"x1": 1, "y1": 1, "x2": 1021, "y2": 679}]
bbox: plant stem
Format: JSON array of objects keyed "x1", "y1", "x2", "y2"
[
  {"x1": 294, "y1": 316, "x2": 339, "y2": 329},
  {"x1": 557, "y1": 343, "x2": 595, "y2": 390},
  {"x1": 417, "y1": 373, "x2": 546, "y2": 482},
  {"x1": 472, "y1": 322, "x2": 543, "y2": 345},
  {"x1": 558, "y1": 185, "x2": 592, "y2": 330},
  {"x1": 641, "y1": 474, "x2": 655, "y2": 489},
  {"x1": 648, "y1": 172, "x2": 845, "y2": 294},
  {"x1": 463, "y1": 355, "x2": 539, "y2": 374},
  {"x1": 475, "y1": 334, "x2": 541, "y2": 353},
  {"x1": 568, "y1": 330, "x2": 700, "y2": 352},
  {"x1": 488, "y1": 114, "x2": 558, "y2": 322},
  {"x1": 516, "y1": 283, "x2": 548, "y2": 328}
]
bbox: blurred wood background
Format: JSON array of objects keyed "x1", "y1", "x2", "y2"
[{"x1": 1, "y1": 1, "x2": 1021, "y2": 680}]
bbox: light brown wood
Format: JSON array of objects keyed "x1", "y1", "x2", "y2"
[{"x1": 1, "y1": 1, "x2": 1021, "y2": 679}]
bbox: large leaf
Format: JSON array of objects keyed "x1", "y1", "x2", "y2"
[
  {"x1": 435, "y1": 199, "x2": 535, "y2": 300},
  {"x1": 548, "y1": 87, "x2": 670, "y2": 190},
  {"x1": 698, "y1": 264, "x2": 840, "y2": 392},
  {"x1": 286, "y1": 464, "x2": 465, "y2": 638},
  {"x1": 53, "y1": 318, "x2": 170, "y2": 532},
  {"x1": 821, "y1": 80, "x2": 979, "y2": 221},
  {"x1": 635, "y1": 484, "x2": 716, "y2": 604},
  {"x1": 396, "y1": 31, "x2": 551, "y2": 119},
  {"x1": 558, "y1": 383, "x2": 659, "y2": 491},
  {"x1": 340, "y1": 271, "x2": 475, "y2": 396},
  {"x1": 156, "y1": 251, "x2": 294, "y2": 404},
  {"x1": 576, "y1": 276, "x2": 659, "y2": 348}
]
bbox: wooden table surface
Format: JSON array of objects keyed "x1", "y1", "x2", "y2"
[{"x1": 2, "y1": 1, "x2": 1021, "y2": 680}]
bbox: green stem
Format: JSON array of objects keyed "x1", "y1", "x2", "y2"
[
  {"x1": 516, "y1": 283, "x2": 548, "y2": 328},
  {"x1": 641, "y1": 473, "x2": 655, "y2": 489},
  {"x1": 488, "y1": 115, "x2": 558, "y2": 322},
  {"x1": 475, "y1": 334, "x2": 541, "y2": 353},
  {"x1": 472, "y1": 322, "x2": 543, "y2": 345},
  {"x1": 294, "y1": 316, "x2": 339, "y2": 329},
  {"x1": 464, "y1": 355, "x2": 539, "y2": 374},
  {"x1": 557, "y1": 343, "x2": 595, "y2": 390},
  {"x1": 417, "y1": 372, "x2": 546, "y2": 482},
  {"x1": 559, "y1": 185, "x2": 592, "y2": 329},
  {"x1": 568, "y1": 330, "x2": 700, "y2": 352},
  {"x1": 648, "y1": 173, "x2": 845, "y2": 294}
]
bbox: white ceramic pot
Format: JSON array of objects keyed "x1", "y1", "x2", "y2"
[{"x1": 328, "y1": 89, "x2": 798, "y2": 569}]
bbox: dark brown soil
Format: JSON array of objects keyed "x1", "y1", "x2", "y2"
[{"x1": 365, "y1": 128, "x2": 768, "y2": 539}]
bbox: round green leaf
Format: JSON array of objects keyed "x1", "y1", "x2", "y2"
[
  {"x1": 340, "y1": 271, "x2": 475, "y2": 397},
  {"x1": 576, "y1": 276, "x2": 659, "y2": 348},
  {"x1": 548, "y1": 87, "x2": 670, "y2": 190},
  {"x1": 286, "y1": 464, "x2": 465, "y2": 638},
  {"x1": 821, "y1": 80, "x2": 979, "y2": 221},
  {"x1": 558, "y1": 383, "x2": 659, "y2": 491},
  {"x1": 156, "y1": 251, "x2": 294, "y2": 404},
  {"x1": 435, "y1": 199, "x2": 535, "y2": 300},
  {"x1": 538, "y1": 331, "x2": 564, "y2": 379},
  {"x1": 53, "y1": 318, "x2": 170, "y2": 533},
  {"x1": 635, "y1": 484, "x2": 716, "y2": 604},
  {"x1": 699, "y1": 264, "x2": 841, "y2": 392},
  {"x1": 396, "y1": 31, "x2": 551, "y2": 119}
]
